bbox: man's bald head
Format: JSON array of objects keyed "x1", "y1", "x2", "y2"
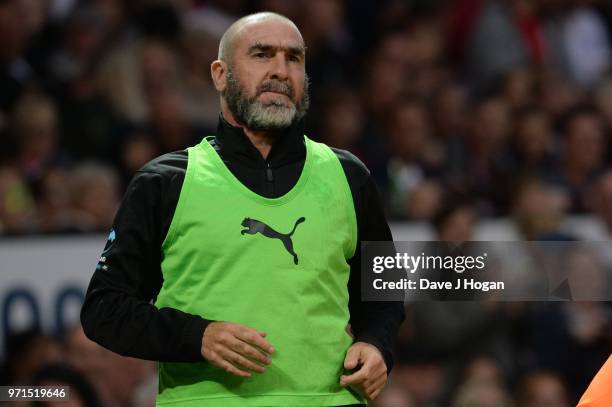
[
  {"x1": 218, "y1": 12, "x2": 303, "y2": 62},
  {"x1": 210, "y1": 11, "x2": 309, "y2": 132}
]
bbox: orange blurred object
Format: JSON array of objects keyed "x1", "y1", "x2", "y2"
[{"x1": 577, "y1": 355, "x2": 612, "y2": 407}]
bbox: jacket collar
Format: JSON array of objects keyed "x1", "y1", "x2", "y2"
[{"x1": 214, "y1": 114, "x2": 306, "y2": 168}]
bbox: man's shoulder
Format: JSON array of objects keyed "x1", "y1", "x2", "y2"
[
  {"x1": 137, "y1": 150, "x2": 189, "y2": 177},
  {"x1": 329, "y1": 146, "x2": 371, "y2": 186},
  {"x1": 125, "y1": 150, "x2": 190, "y2": 194},
  {"x1": 122, "y1": 150, "x2": 190, "y2": 205}
]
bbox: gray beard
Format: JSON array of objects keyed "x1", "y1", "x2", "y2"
[{"x1": 223, "y1": 67, "x2": 310, "y2": 132}]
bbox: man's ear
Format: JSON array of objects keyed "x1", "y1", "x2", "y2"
[{"x1": 211, "y1": 60, "x2": 227, "y2": 92}]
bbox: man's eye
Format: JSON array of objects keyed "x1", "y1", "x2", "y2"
[
  {"x1": 289, "y1": 55, "x2": 301, "y2": 62},
  {"x1": 254, "y1": 52, "x2": 268, "y2": 58}
]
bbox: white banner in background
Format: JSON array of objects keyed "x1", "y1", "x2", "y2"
[{"x1": 0, "y1": 235, "x2": 106, "y2": 357}]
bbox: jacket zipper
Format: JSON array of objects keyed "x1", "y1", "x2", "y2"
[{"x1": 265, "y1": 162, "x2": 274, "y2": 196}]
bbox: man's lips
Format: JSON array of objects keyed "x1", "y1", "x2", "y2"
[{"x1": 260, "y1": 90, "x2": 290, "y2": 97}]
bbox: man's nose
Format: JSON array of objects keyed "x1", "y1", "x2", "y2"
[{"x1": 268, "y1": 53, "x2": 289, "y2": 80}]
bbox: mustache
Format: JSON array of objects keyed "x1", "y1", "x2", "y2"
[{"x1": 256, "y1": 80, "x2": 295, "y2": 99}]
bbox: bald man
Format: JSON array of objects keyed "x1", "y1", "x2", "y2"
[{"x1": 81, "y1": 12, "x2": 404, "y2": 406}]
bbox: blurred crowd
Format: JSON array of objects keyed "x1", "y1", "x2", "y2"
[
  {"x1": 1, "y1": 325, "x2": 157, "y2": 406},
  {"x1": 1, "y1": 0, "x2": 612, "y2": 406},
  {"x1": 2, "y1": 0, "x2": 612, "y2": 233},
  {"x1": 372, "y1": 201, "x2": 611, "y2": 407}
]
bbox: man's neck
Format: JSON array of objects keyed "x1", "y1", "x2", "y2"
[
  {"x1": 243, "y1": 128, "x2": 275, "y2": 161},
  {"x1": 221, "y1": 108, "x2": 276, "y2": 160}
]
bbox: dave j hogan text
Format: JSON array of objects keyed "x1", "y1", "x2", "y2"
[{"x1": 373, "y1": 278, "x2": 505, "y2": 292}]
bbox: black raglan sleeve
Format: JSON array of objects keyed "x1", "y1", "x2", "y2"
[
  {"x1": 333, "y1": 148, "x2": 406, "y2": 373},
  {"x1": 80, "y1": 152, "x2": 213, "y2": 361}
]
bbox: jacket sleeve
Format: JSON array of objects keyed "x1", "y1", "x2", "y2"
[
  {"x1": 347, "y1": 176, "x2": 406, "y2": 373},
  {"x1": 80, "y1": 164, "x2": 212, "y2": 361}
]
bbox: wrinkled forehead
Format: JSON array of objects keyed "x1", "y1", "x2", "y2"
[{"x1": 233, "y1": 18, "x2": 305, "y2": 56}]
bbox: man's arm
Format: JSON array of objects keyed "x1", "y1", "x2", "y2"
[
  {"x1": 333, "y1": 148, "x2": 406, "y2": 373},
  {"x1": 347, "y1": 176, "x2": 406, "y2": 372},
  {"x1": 80, "y1": 154, "x2": 212, "y2": 361}
]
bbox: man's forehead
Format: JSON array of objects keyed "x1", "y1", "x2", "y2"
[{"x1": 234, "y1": 18, "x2": 304, "y2": 52}]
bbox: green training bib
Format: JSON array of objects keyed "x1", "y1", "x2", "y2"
[{"x1": 154, "y1": 135, "x2": 363, "y2": 406}]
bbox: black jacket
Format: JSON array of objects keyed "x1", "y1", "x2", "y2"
[{"x1": 80, "y1": 116, "x2": 405, "y2": 371}]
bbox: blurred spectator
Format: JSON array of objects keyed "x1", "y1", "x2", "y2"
[
  {"x1": 536, "y1": 69, "x2": 584, "y2": 118},
  {"x1": 362, "y1": 32, "x2": 410, "y2": 120},
  {"x1": 566, "y1": 246, "x2": 608, "y2": 302},
  {"x1": 12, "y1": 91, "x2": 67, "y2": 185},
  {"x1": 560, "y1": 3, "x2": 611, "y2": 88},
  {"x1": 30, "y1": 363, "x2": 101, "y2": 407},
  {"x1": 355, "y1": 31, "x2": 409, "y2": 190},
  {"x1": 51, "y1": 1, "x2": 122, "y2": 164},
  {"x1": 500, "y1": 67, "x2": 537, "y2": 113},
  {"x1": 506, "y1": 108, "x2": 556, "y2": 178},
  {"x1": 528, "y1": 301, "x2": 612, "y2": 402},
  {"x1": 516, "y1": 371, "x2": 569, "y2": 407},
  {"x1": 57, "y1": 81, "x2": 119, "y2": 163},
  {"x1": 66, "y1": 324, "x2": 155, "y2": 407},
  {"x1": 317, "y1": 86, "x2": 364, "y2": 150},
  {"x1": 3, "y1": 328, "x2": 64, "y2": 385},
  {"x1": 148, "y1": 88, "x2": 194, "y2": 152},
  {"x1": 432, "y1": 82, "x2": 469, "y2": 141},
  {"x1": 447, "y1": 97, "x2": 511, "y2": 215},
  {"x1": 0, "y1": 164, "x2": 38, "y2": 234},
  {"x1": 433, "y1": 200, "x2": 476, "y2": 242},
  {"x1": 299, "y1": 0, "x2": 351, "y2": 95},
  {"x1": 180, "y1": 1, "x2": 234, "y2": 40},
  {"x1": 38, "y1": 166, "x2": 86, "y2": 233},
  {"x1": 102, "y1": 349, "x2": 156, "y2": 407},
  {"x1": 47, "y1": 2, "x2": 111, "y2": 85},
  {"x1": 463, "y1": 0, "x2": 548, "y2": 94},
  {"x1": 549, "y1": 106, "x2": 606, "y2": 213},
  {"x1": 453, "y1": 357, "x2": 513, "y2": 406},
  {"x1": 387, "y1": 98, "x2": 444, "y2": 218},
  {"x1": 98, "y1": 38, "x2": 181, "y2": 124},
  {"x1": 451, "y1": 380, "x2": 513, "y2": 407},
  {"x1": 0, "y1": 0, "x2": 36, "y2": 115},
  {"x1": 371, "y1": 382, "x2": 416, "y2": 407},
  {"x1": 69, "y1": 162, "x2": 120, "y2": 232},
  {"x1": 463, "y1": 356, "x2": 505, "y2": 387},
  {"x1": 511, "y1": 178, "x2": 570, "y2": 240},
  {"x1": 181, "y1": 28, "x2": 223, "y2": 131},
  {"x1": 391, "y1": 362, "x2": 445, "y2": 406},
  {"x1": 119, "y1": 132, "x2": 158, "y2": 184},
  {"x1": 404, "y1": 18, "x2": 448, "y2": 99},
  {"x1": 387, "y1": 99, "x2": 433, "y2": 168},
  {"x1": 65, "y1": 324, "x2": 113, "y2": 404},
  {"x1": 403, "y1": 180, "x2": 444, "y2": 221}
]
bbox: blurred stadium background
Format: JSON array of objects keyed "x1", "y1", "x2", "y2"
[{"x1": 1, "y1": 0, "x2": 612, "y2": 405}]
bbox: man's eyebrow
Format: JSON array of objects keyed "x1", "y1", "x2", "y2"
[{"x1": 247, "y1": 42, "x2": 306, "y2": 56}]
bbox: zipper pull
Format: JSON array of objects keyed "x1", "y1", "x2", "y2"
[{"x1": 266, "y1": 162, "x2": 274, "y2": 182}]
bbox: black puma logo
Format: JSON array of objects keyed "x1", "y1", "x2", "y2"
[{"x1": 241, "y1": 217, "x2": 306, "y2": 265}]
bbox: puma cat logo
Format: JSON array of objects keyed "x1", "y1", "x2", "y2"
[{"x1": 241, "y1": 217, "x2": 306, "y2": 265}]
